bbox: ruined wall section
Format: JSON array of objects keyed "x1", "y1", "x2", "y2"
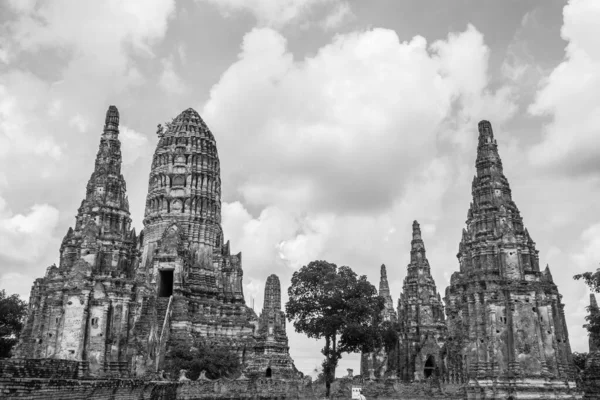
[
  {"x1": 444, "y1": 120, "x2": 581, "y2": 398},
  {"x1": 15, "y1": 106, "x2": 138, "y2": 377}
]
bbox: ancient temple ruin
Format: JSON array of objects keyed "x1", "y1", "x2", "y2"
[
  {"x1": 397, "y1": 221, "x2": 446, "y2": 382},
  {"x1": 444, "y1": 120, "x2": 580, "y2": 398},
  {"x1": 14, "y1": 106, "x2": 298, "y2": 379},
  {"x1": 245, "y1": 274, "x2": 298, "y2": 378},
  {"x1": 129, "y1": 107, "x2": 258, "y2": 376},
  {"x1": 360, "y1": 265, "x2": 398, "y2": 379},
  {"x1": 11, "y1": 109, "x2": 585, "y2": 398},
  {"x1": 14, "y1": 106, "x2": 138, "y2": 376}
]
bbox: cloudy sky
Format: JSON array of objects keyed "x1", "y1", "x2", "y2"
[{"x1": 1, "y1": 0, "x2": 599, "y2": 377}]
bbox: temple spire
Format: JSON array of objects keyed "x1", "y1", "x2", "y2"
[
  {"x1": 103, "y1": 105, "x2": 119, "y2": 135},
  {"x1": 410, "y1": 220, "x2": 427, "y2": 264},
  {"x1": 263, "y1": 274, "x2": 281, "y2": 311},
  {"x1": 591, "y1": 294, "x2": 599, "y2": 352},
  {"x1": 475, "y1": 120, "x2": 506, "y2": 180},
  {"x1": 378, "y1": 264, "x2": 396, "y2": 321}
]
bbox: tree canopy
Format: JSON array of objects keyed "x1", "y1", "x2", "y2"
[
  {"x1": 0, "y1": 289, "x2": 27, "y2": 358},
  {"x1": 574, "y1": 267, "x2": 600, "y2": 351},
  {"x1": 164, "y1": 339, "x2": 241, "y2": 380},
  {"x1": 286, "y1": 260, "x2": 385, "y2": 397}
]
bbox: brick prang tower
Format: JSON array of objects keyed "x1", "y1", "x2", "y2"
[{"x1": 444, "y1": 121, "x2": 581, "y2": 399}]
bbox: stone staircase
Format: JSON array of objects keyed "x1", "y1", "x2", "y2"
[
  {"x1": 155, "y1": 296, "x2": 173, "y2": 371},
  {"x1": 156, "y1": 297, "x2": 170, "y2": 326}
]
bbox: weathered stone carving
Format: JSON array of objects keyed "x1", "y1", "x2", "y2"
[{"x1": 444, "y1": 120, "x2": 581, "y2": 398}]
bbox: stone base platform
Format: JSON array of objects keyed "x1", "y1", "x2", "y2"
[{"x1": 465, "y1": 378, "x2": 582, "y2": 399}]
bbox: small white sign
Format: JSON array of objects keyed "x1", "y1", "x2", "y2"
[{"x1": 351, "y1": 386, "x2": 362, "y2": 399}]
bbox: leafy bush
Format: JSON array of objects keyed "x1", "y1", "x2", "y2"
[
  {"x1": 0, "y1": 290, "x2": 27, "y2": 358},
  {"x1": 164, "y1": 340, "x2": 241, "y2": 380}
]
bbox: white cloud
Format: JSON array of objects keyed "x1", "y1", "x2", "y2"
[
  {"x1": 527, "y1": 0, "x2": 600, "y2": 175},
  {"x1": 0, "y1": 72, "x2": 63, "y2": 160},
  {"x1": 0, "y1": 197, "x2": 60, "y2": 265},
  {"x1": 159, "y1": 56, "x2": 186, "y2": 95},
  {"x1": 0, "y1": 272, "x2": 35, "y2": 300},
  {"x1": 204, "y1": 25, "x2": 515, "y2": 214},
  {"x1": 69, "y1": 114, "x2": 89, "y2": 133},
  {"x1": 7, "y1": 0, "x2": 175, "y2": 58},
  {"x1": 572, "y1": 222, "x2": 600, "y2": 271},
  {"x1": 197, "y1": 0, "x2": 351, "y2": 29},
  {"x1": 0, "y1": 0, "x2": 176, "y2": 174},
  {"x1": 120, "y1": 126, "x2": 152, "y2": 166},
  {"x1": 320, "y1": 2, "x2": 354, "y2": 31}
]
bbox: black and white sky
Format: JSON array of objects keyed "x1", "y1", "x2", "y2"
[{"x1": 1, "y1": 0, "x2": 599, "y2": 377}]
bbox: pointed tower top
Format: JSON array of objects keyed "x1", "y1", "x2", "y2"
[
  {"x1": 163, "y1": 107, "x2": 212, "y2": 139},
  {"x1": 263, "y1": 274, "x2": 281, "y2": 311},
  {"x1": 544, "y1": 264, "x2": 554, "y2": 283},
  {"x1": 591, "y1": 294, "x2": 598, "y2": 309},
  {"x1": 380, "y1": 264, "x2": 387, "y2": 279},
  {"x1": 104, "y1": 105, "x2": 119, "y2": 134},
  {"x1": 378, "y1": 264, "x2": 396, "y2": 322},
  {"x1": 478, "y1": 120, "x2": 493, "y2": 138},
  {"x1": 412, "y1": 220, "x2": 421, "y2": 241}
]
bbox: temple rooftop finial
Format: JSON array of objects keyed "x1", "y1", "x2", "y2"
[
  {"x1": 412, "y1": 220, "x2": 421, "y2": 240},
  {"x1": 380, "y1": 264, "x2": 387, "y2": 278},
  {"x1": 105, "y1": 105, "x2": 119, "y2": 127},
  {"x1": 478, "y1": 120, "x2": 493, "y2": 138}
]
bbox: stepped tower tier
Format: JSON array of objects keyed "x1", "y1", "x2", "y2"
[
  {"x1": 245, "y1": 275, "x2": 299, "y2": 379},
  {"x1": 130, "y1": 107, "x2": 257, "y2": 376},
  {"x1": 15, "y1": 106, "x2": 138, "y2": 377},
  {"x1": 396, "y1": 221, "x2": 446, "y2": 382},
  {"x1": 444, "y1": 121, "x2": 581, "y2": 398}
]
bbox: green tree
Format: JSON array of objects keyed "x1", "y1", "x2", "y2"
[
  {"x1": 574, "y1": 267, "x2": 600, "y2": 349},
  {"x1": 164, "y1": 340, "x2": 241, "y2": 380},
  {"x1": 286, "y1": 260, "x2": 384, "y2": 398},
  {"x1": 0, "y1": 289, "x2": 27, "y2": 358},
  {"x1": 572, "y1": 352, "x2": 588, "y2": 373}
]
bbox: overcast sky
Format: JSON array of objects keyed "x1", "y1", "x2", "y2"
[{"x1": 1, "y1": 0, "x2": 599, "y2": 377}]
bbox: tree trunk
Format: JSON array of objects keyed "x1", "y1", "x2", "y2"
[
  {"x1": 332, "y1": 334, "x2": 337, "y2": 383},
  {"x1": 325, "y1": 335, "x2": 331, "y2": 398},
  {"x1": 324, "y1": 334, "x2": 340, "y2": 398}
]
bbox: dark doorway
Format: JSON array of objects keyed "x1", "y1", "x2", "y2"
[
  {"x1": 159, "y1": 270, "x2": 174, "y2": 297},
  {"x1": 424, "y1": 356, "x2": 435, "y2": 378},
  {"x1": 266, "y1": 367, "x2": 272, "y2": 378}
]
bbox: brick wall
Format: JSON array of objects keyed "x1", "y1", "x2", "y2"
[{"x1": 0, "y1": 359, "x2": 80, "y2": 380}]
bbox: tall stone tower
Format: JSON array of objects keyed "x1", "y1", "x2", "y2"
[
  {"x1": 361, "y1": 265, "x2": 398, "y2": 379},
  {"x1": 15, "y1": 106, "x2": 138, "y2": 375},
  {"x1": 129, "y1": 108, "x2": 257, "y2": 375},
  {"x1": 590, "y1": 294, "x2": 599, "y2": 353},
  {"x1": 245, "y1": 275, "x2": 298, "y2": 378},
  {"x1": 444, "y1": 121, "x2": 580, "y2": 398},
  {"x1": 379, "y1": 265, "x2": 397, "y2": 323},
  {"x1": 397, "y1": 221, "x2": 446, "y2": 382}
]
